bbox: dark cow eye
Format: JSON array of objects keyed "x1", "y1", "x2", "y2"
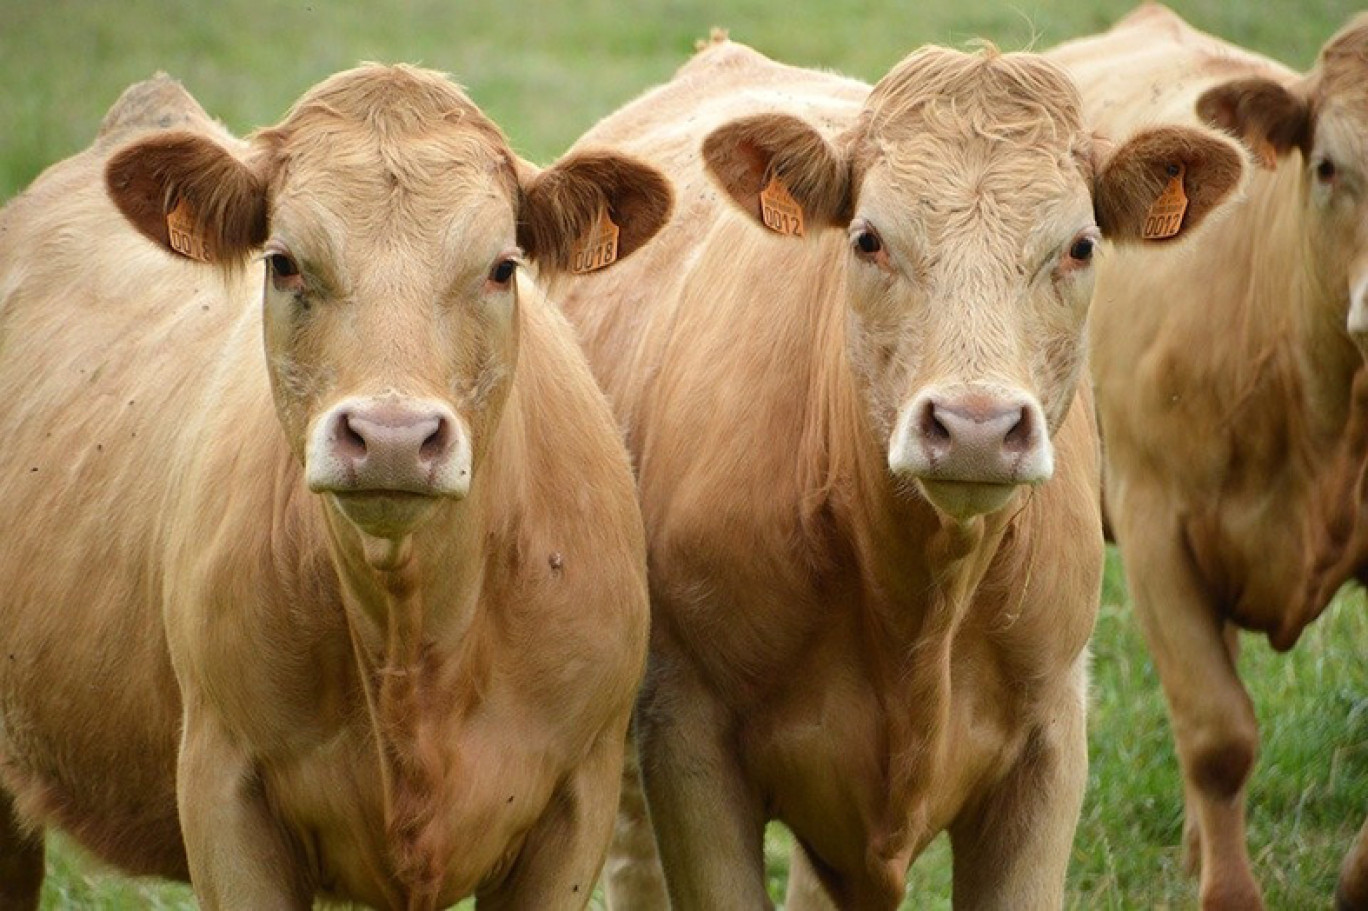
[
  {"x1": 855, "y1": 231, "x2": 882, "y2": 255},
  {"x1": 1069, "y1": 236, "x2": 1095, "y2": 262},
  {"x1": 489, "y1": 258, "x2": 517, "y2": 286},
  {"x1": 1316, "y1": 157, "x2": 1337, "y2": 183},
  {"x1": 267, "y1": 252, "x2": 299, "y2": 278},
  {"x1": 265, "y1": 251, "x2": 303, "y2": 294}
]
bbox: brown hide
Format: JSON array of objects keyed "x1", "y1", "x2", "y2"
[
  {"x1": 0, "y1": 67, "x2": 666, "y2": 909},
  {"x1": 548, "y1": 35, "x2": 1241, "y2": 910},
  {"x1": 1052, "y1": 6, "x2": 1368, "y2": 909}
]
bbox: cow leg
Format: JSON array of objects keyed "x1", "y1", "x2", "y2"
[
  {"x1": 636, "y1": 648, "x2": 772, "y2": 911},
  {"x1": 480, "y1": 729, "x2": 628, "y2": 911},
  {"x1": 784, "y1": 843, "x2": 840, "y2": 911},
  {"x1": 1118, "y1": 515, "x2": 1262, "y2": 911},
  {"x1": 177, "y1": 700, "x2": 311, "y2": 910},
  {"x1": 947, "y1": 656, "x2": 1087, "y2": 910},
  {"x1": 602, "y1": 728, "x2": 669, "y2": 910},
  {"x1": 1337, "y1": 815, "x2": 1368, "y2": 910},
  {"x1": 1181, "y1": 622, "x2": 1241, "y2": 875},
  {"x1": 0, "y1": 790, "x2": 43, "y2": 910}
]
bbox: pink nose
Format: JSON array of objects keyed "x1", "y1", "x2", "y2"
[
  {"x1": 325, "y1": 404, "x2": 455, "y2": 493},
  {"x1": 890, "y1": 390, "x2": 1053, "y2": 484}
]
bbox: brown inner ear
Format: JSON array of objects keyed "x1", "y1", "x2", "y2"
[
  {"x1": 105, "y1": 132, "x2": 269, "y2": 262},
  {"x1": 1095, "y1": 126, "x2": 1245, "y2": 242},
  {"x1": 1195, "y1": 78, "x2": 1311, "y2": 166},
  {"x1": 701, "y1": 113, "x2": 853, "y2": 229},
  {"x1": 517, "y1": 151, "x2": 673, "y2": 271}
]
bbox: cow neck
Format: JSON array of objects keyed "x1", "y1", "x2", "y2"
[
  {"x1": 1239, "y1": 160, "x2": 1363, "y2": 447},
  {"x1": 320, "y1": 490, "x2": 488, "y2": 899},
  {"x1": 823, "y1": 302, "x2": 1020, "y2": 859},
  {"x1": 1194, "y1": 160, "x2": 1368, "y2": 646}
]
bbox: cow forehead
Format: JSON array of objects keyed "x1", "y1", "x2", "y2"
[
  {"x1": 1317, "y1": 14, "x2": 1368, "y2": 110},
  {"x1": 257, "y1": 64, "x2": 520, "y2": 244},
  {"x1": 859, "y1": 45, "x2": 1086, "y2": 152},
  {"x1": 852, "y1": 47, "x2": 1091, "y2": 244}
]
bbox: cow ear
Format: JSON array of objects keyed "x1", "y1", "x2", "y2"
[
  {"x1": 1094, "y1": 125, "x2": 1246, "y2": 244},
  {"x1": 105, "y1": 131, "x2": 269, "y2": 264},
  {"x1": 1196, "y1": 77, "x2": 1311, "y2": 169},
  {"x1": 518, "y1": 150, "x2": 674, "y2": 273},
  {"x1": 702, "y1": 113, "x2": 852, "y2": 231}
]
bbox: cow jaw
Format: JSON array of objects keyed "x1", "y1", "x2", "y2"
[{"x1": 916, "y1": 480, "x2": 1019, "y2": 520}]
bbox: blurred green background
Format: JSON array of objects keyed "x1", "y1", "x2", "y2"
[{"x1": 2, "y1": 0, "x2": 1365, "y2": 908}]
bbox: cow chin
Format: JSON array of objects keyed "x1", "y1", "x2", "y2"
[
  {"x1": 917, "y1": 479, "x2": 1020, "y2": 521},
  {"x1": 330, "y1": 490, "x2": 442, "y2": 540}
]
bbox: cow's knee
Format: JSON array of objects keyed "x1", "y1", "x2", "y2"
[
  {"x1": 1336, "y1": 819, "x2": 1368, "y2": 911},
  {"x1": 1186, "y1": 721, "x2": 1257, "y2": 801}
]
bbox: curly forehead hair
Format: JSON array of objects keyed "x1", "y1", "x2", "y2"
[
  {"x1": 860, "y1": 44, "x2": 1086, "y2": 149},
  {"x1": 1314, "y1": 14, "x2": 1368, "y2": 110}
]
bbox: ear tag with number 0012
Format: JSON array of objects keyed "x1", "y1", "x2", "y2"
[
  {"x1": 760, "y1": 174, "x2": 805, "y2": 237},
  {"x1": 1141, "y1": 163, "x2": 1187, "y2": 240}
]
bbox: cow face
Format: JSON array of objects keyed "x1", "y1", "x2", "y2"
[
  {"x1": 107, "y1": 65, "x2": 671, "y2": 543},
  {"x1": 1197, "y1": 15, "x2": 1368, "y2": 341},
  {"x1": 704, "y1": 47, "x2": 1243, "y2": 520}
]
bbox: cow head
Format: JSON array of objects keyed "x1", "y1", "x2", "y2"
[
  {"x1": 703, "y1": 46, "x2": 1244, "y2": 520},
  {"x1": 106, "y1": 65, "x2": 671, "y2": 544},
  {"x1": 1197, "y1": 14, "x2": 1368, "y2": 341}
]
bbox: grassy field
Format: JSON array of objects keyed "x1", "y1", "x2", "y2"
[{"x1": 2, "y1": 0, "x2": 1365, "y2": 908}]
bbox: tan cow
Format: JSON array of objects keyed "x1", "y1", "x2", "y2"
[
  {"x1": 1050, "y1": 6, "x2": 1368, "y2": 910},
  {"x1": 0, "y1": 64, "x2": 673, "y2": 909},
  {"x1": 543, "y1": 36, "x2": 1245, "y2": 909}
]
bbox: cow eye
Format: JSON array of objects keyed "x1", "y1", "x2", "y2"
[
  {"x1": 267, "y1": 252, "x2": 299, "y2": 277},
  {"x1": 489, "y1": 258, "x2": 518, "y2": 286},
  {"x1": 1316, "y1": 157, "x2": 1337, "y2": 184},
  {"x1": 855, "y1": 231, "x2": 882, "y2": 256},
  {"x1": 1068, "y1": 236, "x2": 1095, "y2": 262},
  {"x1": 265, "y1": 251, "x2": 303, "y2": 293}
]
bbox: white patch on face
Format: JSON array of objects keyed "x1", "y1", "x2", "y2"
[
  {"x1": 305, "y1": 394, "x2": 473, "y2": 500},
  {"x1": 1349, "y1": 270, "x2": 1368, "y2": 336}
]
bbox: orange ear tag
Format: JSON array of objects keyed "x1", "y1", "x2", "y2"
[
  {"x1": 1141, "y1": 163, "x2": 1188, "y2": 240},
  {"x1": 571, "y1": 208, "x2": 621, "y2": 274},
  {"x1": 166, "y1": 196, "x2": 212, "y2": 263},
  {"x1": 759, "y1": 174, "x2": 805, "y2": 237}
]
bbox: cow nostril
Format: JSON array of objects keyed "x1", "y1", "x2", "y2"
[
  {"x1": 419, "y1": 417, "x2": 449, "y2": 462},
  {"x1": 337, "y1": 412, "x2": 368, "y2": 458},
  {"x1": 919, "y1": 401, "x2": 951, "y2": 444},
  {"x1": 1003, "y1": 406, "x2": 1032, "y2": 453}
]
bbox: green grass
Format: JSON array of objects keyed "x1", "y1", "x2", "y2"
[{"x1": 4, "y1": 0, "x2": 1365, "y2": 907}]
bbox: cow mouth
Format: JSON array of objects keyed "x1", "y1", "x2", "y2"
[
  {"x1": 330, "y1": 489, "x2": 441, "y2": 538},
  {"x1": 917, "y1": 479, "x2": 1020, "y2": 520}
]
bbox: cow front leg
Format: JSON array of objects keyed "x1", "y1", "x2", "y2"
[
  {"x1": 1117, "y1": 509, "x2": 1262, "y2": 911},
  {"x1": 947, "y1": 655, "x2": 1088, "y2": 910},
  {"x1": 603, "y1": 727, "x2": 669, "y2": 910},
  {"x1": 636, "y1": 647, "x2": 771, "y2": 911},
  {"x1": 784, "y1": 842, "x2": 841, "y2": 910},
  {"x1": 177, "y1": 698, "x2": 311, "y2": 910},
  {"x1": 479, "y1": 727, "x2": 628, "y2": 911},
  {"x1": 1338, "y1": 814, "x2": 1368, "y2": 910},
  {"x1": 0, "y1": 790, "x2": 43, "y2": 910}
]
